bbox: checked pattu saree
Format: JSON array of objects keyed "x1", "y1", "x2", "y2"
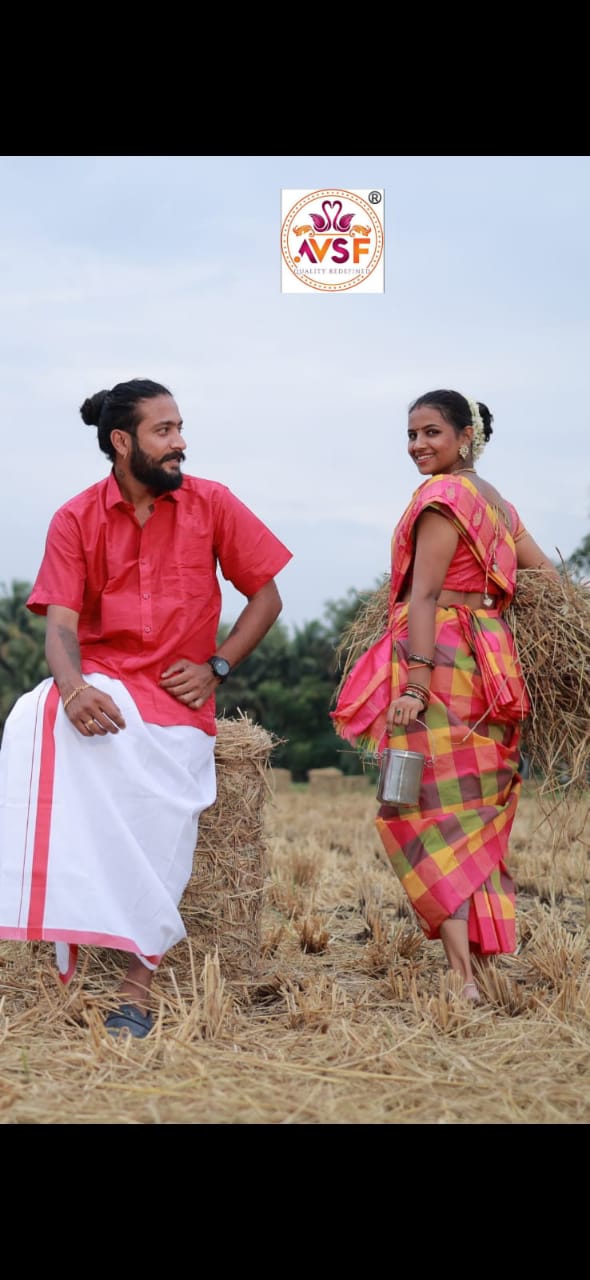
[{"x1": 332, "y1": 475, "x2": 530, "y2": 953}]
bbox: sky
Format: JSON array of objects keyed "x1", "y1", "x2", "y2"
[{"x1": 1, "y1": 155, "x2": 588, "y2": 632}]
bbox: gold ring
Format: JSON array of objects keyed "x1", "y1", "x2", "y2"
[{"x1": 85, "y1": 719, "x2": 94, "y2": 729}]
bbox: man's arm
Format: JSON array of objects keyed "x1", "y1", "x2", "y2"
[
  {"x1": 46, "y1": 605, "x2": 126, "y2": 734},
  {"x1": 46, "y1": 605, "x2": 85, "y2": 699},
  {"x1": 160, "y1": 580, "x2": 283, "y2": 710},
  {"x1": 216, "y1": 579, "x2": 283, "y2": 666}
]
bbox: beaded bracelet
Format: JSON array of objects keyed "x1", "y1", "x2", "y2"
[
  {"x1": 62, "y1": 685, "x2": 87, "y2": 712},
  {"x1": 407, "y1": 653, "x2": 435, "y2": 669}
]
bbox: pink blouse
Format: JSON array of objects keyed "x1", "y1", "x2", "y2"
[{"x1": 441, "y1": 500, "x2": 523, "y2": 591}]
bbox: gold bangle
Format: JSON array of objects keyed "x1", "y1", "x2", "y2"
[
  {"x1": 405, "y1": 684, "x2": 431, "y2": 704},
  {"x1": 62, "y1": 684, "x2": 87, "y2": 712}
]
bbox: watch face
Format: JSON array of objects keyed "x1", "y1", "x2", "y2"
[{"x1": 210, "y1": 657, "x2": 231, "y2": 680}]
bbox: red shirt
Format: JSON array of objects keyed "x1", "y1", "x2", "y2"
[{"x1": 27, "y1": 471, "x2": 292, "y2": 733}]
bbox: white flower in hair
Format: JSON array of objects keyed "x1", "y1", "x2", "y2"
[{"x1": 467, "y1": 397, "x2": 486, "y2": 461}]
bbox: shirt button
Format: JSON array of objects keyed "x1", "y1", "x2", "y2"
[
  {"x1": 144, "y1": 626, "x2": 152, "y2": 633},
  {"x1": 142, "y1": 593, "x2": 150, "y2": 599}
]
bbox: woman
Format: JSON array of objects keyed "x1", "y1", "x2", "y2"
[{"x1": 332, "y1": 390, "x2": 557, "y2": 1001}]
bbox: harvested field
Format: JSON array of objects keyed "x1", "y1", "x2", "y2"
[{"x1": 1, "y1": 782, "x2": 589, "y2": 1125}]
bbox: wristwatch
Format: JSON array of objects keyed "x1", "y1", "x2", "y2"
[{"x1": 207, "y1": 655, "x2": 231, "y2": 683}]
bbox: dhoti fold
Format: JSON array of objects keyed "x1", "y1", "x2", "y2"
[{"x1": 0, "y1": 675, "x2": 216, "y2": 981}]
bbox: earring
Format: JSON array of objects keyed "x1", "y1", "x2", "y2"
[{"x1": 458, "y1": 443, "x2": 469, "y2": 460}]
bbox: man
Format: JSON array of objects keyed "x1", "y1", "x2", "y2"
[{"x1": 0, "y1": 378, "x2": 292, "y2": 1038}]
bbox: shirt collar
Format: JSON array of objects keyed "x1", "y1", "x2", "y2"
[{"x1": 105, "y1": 469, "x2": 181, "y2": 509}]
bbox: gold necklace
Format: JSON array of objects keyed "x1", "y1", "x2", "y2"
[{"x1": 454, "y1": 467, "x2": 477, "y2": 474}]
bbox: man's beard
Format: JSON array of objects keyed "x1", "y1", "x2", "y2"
[{"x1": 129, "y1": 437, "x2": 185, "y2": 492}]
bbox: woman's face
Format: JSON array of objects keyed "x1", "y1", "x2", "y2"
[{"x1": 407, "y1": 406, "x2": 471, "y2": 476}]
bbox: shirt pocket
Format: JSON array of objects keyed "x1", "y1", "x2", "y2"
[{"x1": 174, "y1": 559, "x2": 216, "y2": 600}]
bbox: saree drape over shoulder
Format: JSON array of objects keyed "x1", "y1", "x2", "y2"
[{"x1": 331, "y1": 475, "x2": 530, "y2": 954}]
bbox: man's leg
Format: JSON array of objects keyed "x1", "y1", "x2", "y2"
[
  {"x1": 104, "y1": 956, "x2": 156, "y2": 1037},
  {"x1": 117, "y1": 955, "x2": 155, "y2": 1014}
]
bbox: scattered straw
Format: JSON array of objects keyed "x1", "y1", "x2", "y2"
[{"x1": 1, "y1": 786, "x2": 590, "y2": 1123}]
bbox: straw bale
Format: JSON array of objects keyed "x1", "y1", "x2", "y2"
[
  {"x1": 335, "y1": 569, "x2": 590, "y2": 794},
  {"x1": 505, "y1": 569, "x2": 590, "y2": 792},
  {"x1": 335, "y1": 575, "x2": 390, "y2": 690},
  {"x1": 180, "y1": 713, "x2": 276, "y2": 981},
  {"x1": 269, "y1": 767, "x2": 292, "y2": 791},
  {"x1": 341, "y1": 775, "x2": 373, "y2": 792},
  {"x1": 308, "y1": 767, "x2": 344, "y2": 793}
]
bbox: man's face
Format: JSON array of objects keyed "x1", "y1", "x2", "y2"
[{"x1": 129, "y1": 395, "x2": 187, "y2": 493}]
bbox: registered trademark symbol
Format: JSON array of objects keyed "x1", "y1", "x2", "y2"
[{"x1": 368, "y1": 190, "x2": 382, "y2": 204}]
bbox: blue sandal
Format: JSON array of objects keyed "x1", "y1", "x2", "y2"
[{"x1": 104, "y1": 1003, "x2": 154, "y2": 1039}]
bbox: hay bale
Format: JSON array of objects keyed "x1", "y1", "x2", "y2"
[
  {"x1": 335, "y1": 569, "x2": 590, "y2": 794},
  {"x1": 335, "y1": 575, "x2": 390, "y2": 690},
  {"x1": 181, "y1": 714, "x2": 275, "y2": 981},
  {"x1": 308, "y1": 767, "x2": 344, "y2": 793},
  {"x1": 341, "y1": 774, "x2": 373, "y2": 792},
  {"x1": 505, "y1": 570, "x2": 590, "y2": 791},
  {"x1": 269, "y1": 767, "x2": 292, "y2": 791}
]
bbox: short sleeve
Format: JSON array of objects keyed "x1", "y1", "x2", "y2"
[
  {"x1": 502, "y1": 500, "x2": 527, "y2": 542},
  {"x1": 212, "y1": 487, "x2": 292, "y2": 596},
  {"x1": 513, "y1": 517, "x2": 528, "y2": 543},
  {"x1": 27, "y1": 508, "x2": 88, "y2": 616}
]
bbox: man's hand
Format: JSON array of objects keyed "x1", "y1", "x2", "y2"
[
  {"x1": 64, "y1": 687, "x2": 126, "y2": 736},
  {"x1": 159, "y1": 661, "x2": 219, "y2": 710}
]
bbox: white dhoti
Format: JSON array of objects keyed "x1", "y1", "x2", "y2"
[{"x1": 0, "y1": 675, "x2": 216, "y2": 981}]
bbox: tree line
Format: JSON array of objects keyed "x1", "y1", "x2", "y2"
[
  {"x1": 1, "y1": 534, "x2": 587, "y2": 779},
  {"x1": 0, "y1": 581, "x2": 367, "y2": 779}
]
